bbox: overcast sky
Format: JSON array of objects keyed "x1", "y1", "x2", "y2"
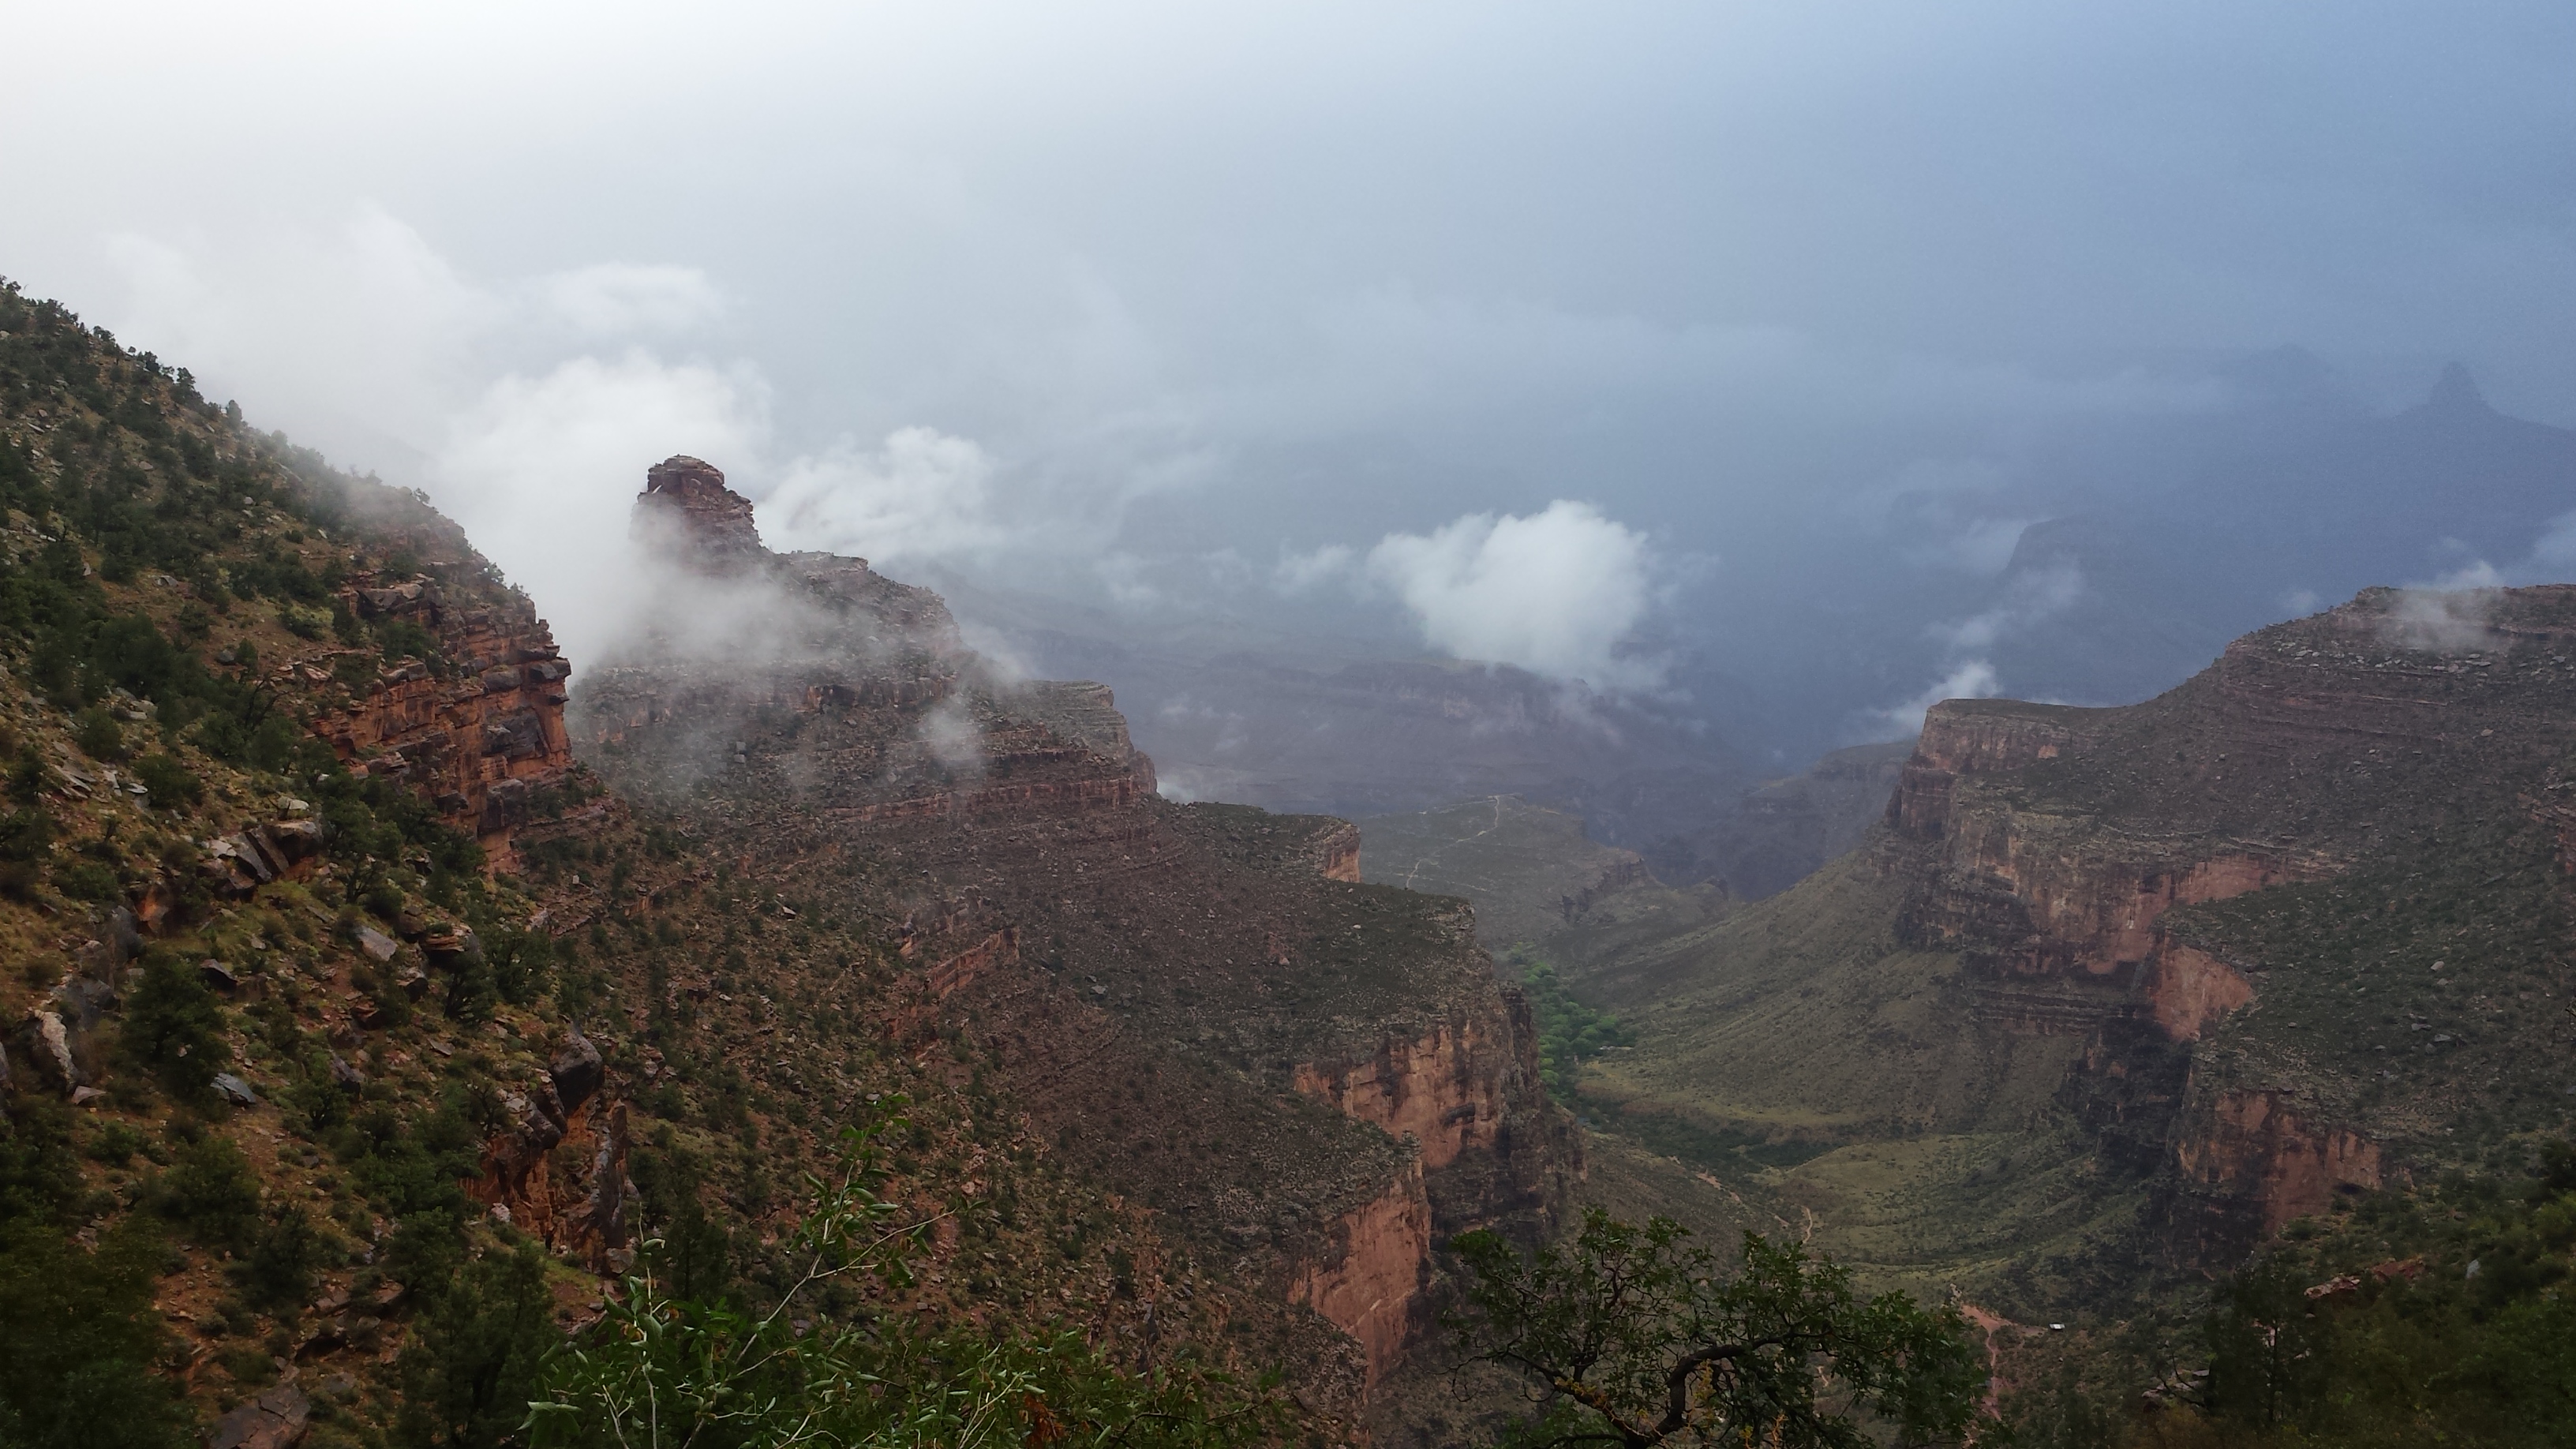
[{"x1": 6, "y1": 2, "x2": 2572, "y2": 717}]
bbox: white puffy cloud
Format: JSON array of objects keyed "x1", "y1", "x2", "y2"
[
  {"x1": 1363, "y1": 501, "x2": 1663, "y2": 690},
  {"x1": 758, "y1": 427, "x2": 1008, "y2": 566},
  {"x1": 1273, "y1": 542, "x2": 1357, "y2": 592},
  {"x1": 1930, "y1": 560, "x2": 2084, "y2": 653}
]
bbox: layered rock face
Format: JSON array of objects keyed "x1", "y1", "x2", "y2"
[
  {"x1": 307, "y1": 575, "x2": 575, "y2": 852},
  {"x1": 569, "y1": 459, "x2": 1573, "y2": 1409},
  {"x1": 1882, "y1": 586, "x2": 2576, "y2": 1265}
]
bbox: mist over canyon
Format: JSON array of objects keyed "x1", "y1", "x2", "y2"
[{"x1": 8, "y1": 6, "x2": 2576, "y2": 1445}]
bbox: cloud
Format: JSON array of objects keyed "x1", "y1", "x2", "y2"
[
  {"x1": 1362, "y1": 500, "x2": 1663, "y2": 690},
  {"x1": 1273, "y1": 542, "x2": 1357, "y2": 592},
  {"x1": 430, "y1": 351, "x2": 770, "y2": 668},
  {"x1": 1862, "y1": 659, "x2": 2001, "y2": 740},
  {"x1": 534, "y1": 264, "x2": 726, "y2": 335},
  {"x1": 2526, "y1": 512, "x2": 2576, "y2": 578},
  {"x1": 1930, "y1": 560, "x2": 2084, "y2": 653},
  {"x1": 102, "y1": 208, "x2": 495, "y2": 459},
  {"x1": 759, "y1": 427, "x2": 1008, "y2": 567},
  {"x1": 2382, "y1": 584, "x2": 2501, "y2": 653}
]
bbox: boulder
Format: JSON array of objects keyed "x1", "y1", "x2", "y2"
[
  {"x1": 200, "y1": 960, "x2": 242, "y2": 994},
  {"x1": 212, "y1": 1073, "x2": 260, "y2": 1109},
  {"x1": 266, "y1": 818, "x2": 326, "y2": 861},
  {"x1": 422, "y1": 925, "x2": 485, "y2": 971},
  {"x1": 103, "y1": 905, "x2": 142, "y2": 965},
  {"x1": 354, "y1": 926, "x2": 399, "y2": 963},
  {"x1": 208, "y1": 1383, "x2": 309, "y2": 1449},
  {"x1": 329, "y1": 1055, "x2": 365, "y2": 1093},
  {"x1": 550, "y1": 1030, "x2": 604, "y2": 1114},
  {"x1": 13, "y1": 1012, "x2": 80, "y2": 1093}
]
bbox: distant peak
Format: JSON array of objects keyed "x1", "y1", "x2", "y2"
[{"x1": 2422, "y1": 361, "x2": 2492, "y2": 415}]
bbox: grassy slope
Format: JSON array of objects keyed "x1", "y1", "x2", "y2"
[{"x1": 1568, "y1": 846, "x2": 2144, "y2": 1312}]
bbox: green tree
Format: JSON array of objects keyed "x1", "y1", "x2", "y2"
[
  {"x1": 395, "y1": 1244, "x2": 560, "y2": 1449},
  {"x1": 132, "y1": 751, "x2": 200, "y2": 807},
  {"x1": 1450, "y1": 1209, "x2": 1989, "y2": 1449},
  {"x1": 119, "y1": 953, "x2": 230, "y2": 1098},
  {"x1": 0, "y1": 1218, "x2": 195, "y2": 1448}
]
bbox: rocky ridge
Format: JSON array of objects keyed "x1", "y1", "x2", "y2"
[{"x1": 569, "y1": 459, "x2": 1577, "y2": 1417}]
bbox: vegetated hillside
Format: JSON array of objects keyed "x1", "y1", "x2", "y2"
[
  {"x1": 561, "y1": 458, "x2": 1586, "y2": 1442},
  {"x1": 0, "y1": 285, "x2": 1573, "y2": 1447},
  {"x1": 1556, "y1": 587, "x2": 2576, "y2": 1324}
]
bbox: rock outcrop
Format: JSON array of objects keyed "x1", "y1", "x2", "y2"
[
  {"x1": 306, "y1": 568, "x2": 575, "y2": 854},
  {"x1": 567, "y1": 459, "x2": 1575, "y2": 1408},
  {"x1": 1884, "y1": 587, "x2": 2576, "y2": 1266}
]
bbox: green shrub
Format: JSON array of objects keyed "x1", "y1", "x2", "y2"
[
  {"x1": 235, "y1": 1205, "x2": 324, "y2": 1312},
  {"x1": 120, "y1": 953, "x2": 229, "y2": 1097},
  {"x1": 81, "y1": 1121, "x2": 152, "y2": 1167},
  {"x1": 0, "y1": 1099, "x2": 86, "y2": 1229},
  {"x1": 132, "y1": 752, "x2": 200, "y2": 807},
  {"x1": 51, "y1": 858, "x2": 120, "y2": 903},
  {"x1": 155, "y1": 1136, "x2": 260, "y2": 1251},
  {"x1": 395, "y1": 1245, "x2": 558, "y2": 1449},
  {"x1": 72, "y1": 707, "x2": 125, "y2": 762}
]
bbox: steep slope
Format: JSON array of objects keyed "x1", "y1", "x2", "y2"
[
  {"x1": 1567, "y1": 586, "x2": 2576, "y2": 1316},
  {"x1": 0, "y1": 286, "x2": 1568, "y2": 1444},
  {"x1": 569, "y1": 458, "x2": 1578, "y2": 1419}
]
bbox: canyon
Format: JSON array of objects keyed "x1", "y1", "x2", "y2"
[{"x1": 1559, "y1": 586, "x2": 2576, "y2": 1314}]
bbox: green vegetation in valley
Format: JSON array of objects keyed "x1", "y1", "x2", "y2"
[{"x1": 1503, "y1": 946, "x2": 1635, "y2": 1099}]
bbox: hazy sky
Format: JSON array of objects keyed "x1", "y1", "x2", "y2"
[{"x1": 6, "y1": 2, "x2": 2572, "y2": 718}]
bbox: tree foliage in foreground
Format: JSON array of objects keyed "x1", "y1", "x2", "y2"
[
  {"x1": 1451, "y1": 1210, "x2": 1989, "y2": 1449},
  {"x1": 2005, "y1": 1139, "x2": 2576, "y2": 1449},
  {"x1": 530, "y1": 1106, "x2": 1291, "y2": 1449}
]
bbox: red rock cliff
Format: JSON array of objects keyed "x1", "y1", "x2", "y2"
[
  {"x1": 1880, "y1": 591, "x2": 2576, "y2": 1267},
  {"x1": 308, "y1": 574, "x2": 575, "y2": 856}
]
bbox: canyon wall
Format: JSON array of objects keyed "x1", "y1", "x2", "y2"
[
  {"x1": 1874, "y1": 589, "x2": 2576, "y2": 1267},
  {"x1": 307, "y1": 571, "x2": 575, "y2": 855},
  {"x1": 567, "y1": 458, "x2": 1574, "y2": 1405}
]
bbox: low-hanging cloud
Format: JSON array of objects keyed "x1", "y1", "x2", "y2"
[
  {"x1": 534, "y1": 264, "x2": 728, "y2": 336},
  {"x1": 431, "y1": 350, "x2": 770, "y2": 668},
  {"x1": 1357, "y1": 500, "x2": 1664, "y2": 691},
  {"x1": 1863, "y1": 659, "x2": 2002, "y2": 740},
  {"x1": 758, "y1": 427, "x2": 1010, "y2": 567}
]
